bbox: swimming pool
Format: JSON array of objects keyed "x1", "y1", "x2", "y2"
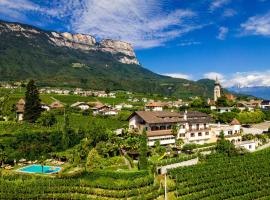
[{"x1": 17, "y1": 164, "x2": 62, "y2": 174}]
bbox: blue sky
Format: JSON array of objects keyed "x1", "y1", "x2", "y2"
[{"x1": 0, "y1": 0, "x2": 270, "y2": 87}]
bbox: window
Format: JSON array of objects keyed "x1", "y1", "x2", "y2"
[
  {"x1": 198, "y1": 132, "x2": 202, "y2": 136},
  {"x1": 160, "y1": 126, "x2": 166, "y2": 130},
  {"x1": 205, "y1": 132, "x2": 209, "y2": 136},
  {"x1": 228, "y1": 131, "x2": 233, "y2": 135},
  {"x1": 189, "y1": 125, "x2": 193, "y2": 130},
  {"x1": 180, "y1": 134, "x2": 185, "y2": 138},
  {"x1": 196, "y1": 124, "x2": 200, "y2": 130},
  {"x1": 191, "y1": 133, "x2": 195, "y2": 137},
  {"x1": 204, "y1": 124, "x2": 207, "y2": 129},
  {"x1": 249, "y1": 145, "x2": 252, "y2": 149}
]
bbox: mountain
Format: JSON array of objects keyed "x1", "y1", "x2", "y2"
[
  {"x1": 229, "y1": 87, "x2": 270, "y2": 100},
  {"x1": 0, "y1": 20, "x2": 214, "y2": 98}
]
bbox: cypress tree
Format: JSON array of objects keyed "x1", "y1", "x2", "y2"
[
  {"x1": 23, "y1": 80, "x2": 42, "y2": 123},
  {"x1": 138, "y1": 129, "x2": 148, "y2": 170},
  {"x1": 62, "y1": 113, "x2": 70, "y2": 150}
]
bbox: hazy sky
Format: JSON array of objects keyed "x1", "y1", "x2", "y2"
[{"x1": 1, "y1": 0, "x2": 270, "y2": 87}]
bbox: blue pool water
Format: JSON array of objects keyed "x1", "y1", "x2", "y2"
[{"x1": 17, "y1": 164, "x2": 62, "y2": 174}]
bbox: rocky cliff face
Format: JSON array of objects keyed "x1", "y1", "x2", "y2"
[{"x1": 0, "y1": 21, "x2": 139, "y2": 65}]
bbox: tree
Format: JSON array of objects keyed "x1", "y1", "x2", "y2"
[
  {"x1": 23, "y1": 80, "x2": 42, "y2": 123},
  {"x1": 61, "y1": 113, "x2": 70, "y2": 150},
  {"x1": 242, "y1": 134, "x2": 255, "y2": 141},
  {"x1": 190, "y1": 98, "x2": 207, "y2": 108},
  {"x1": 216, "y1": 96, "x2": 233, "y2": 107},
  {"x1": 37, "y1": 112, "x2": 57, "y2": 127},
  {"x1": 40, "y1": 155, "x2": 46, "y2": 173},
  {"x1": 216, "y1": 131, "x2": 237, "y2": 156},
  {"x1": 0, "y1": 149, "x2": 7, "y2": 167},
  {"x1": 138, "y1": 129, "x2": 148, "y2": 170},
  {"x1": 86, "y1": 148, "x2": 103, "y2": 171},
  {"x1": 176, "y1": 138, "x2": 184, "y2": 148},
  {"x1": 171, "y1": 125, "x2": 179, "y2": 136}
]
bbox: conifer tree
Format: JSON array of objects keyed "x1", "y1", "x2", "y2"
[
  {"x1": 23, "y1": 80, "x2": 42, "y2": 122},
  {"x1": 62, "y1": 113, "x2": 70, "y2": 150},
  {"x1": 138, "y1": 129, "x2": 148, "y2": 170}
]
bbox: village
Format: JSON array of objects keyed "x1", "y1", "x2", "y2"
[{"x1": 1, "y1": 78, "x2": 270, "y2": 157}]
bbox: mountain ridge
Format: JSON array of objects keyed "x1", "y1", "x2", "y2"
[{"x1": 0, "y1": 20, "x2": 215, "y2": 98}]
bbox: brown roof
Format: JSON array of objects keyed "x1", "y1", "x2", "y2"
[
  {"x1": 50, "y1": 101, "x2": 64, "y2": 109},
  {"x1": 89, "y1": 101, "x2": 105, "y2": 109},
  {"x1": 145, "y1": 102, "x2": 167, "y2": 107},
  {"x1": 225, "y1": 93, "x2": 236, "y2": 101},
  {"x1": 16, "y1": 98, "x2": 25, "y2": 113},
  {"x1": 231, "y1": 118, "x2": 241, "y2": 125},
  {"x1": 129, "y1": 111, "x2": 212, "y2": 124}
]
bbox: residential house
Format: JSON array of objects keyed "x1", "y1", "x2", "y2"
[
  {"x1": 128, "y1": 111, "x2": 213, "y2": 146},
  {"x1": 261, "y1": 100, "x2": 270, "y2": 110},
  {"x1": 237, "y1": 101, "x2": 257, "y2": 112},
  {"x1": 91, "y1": 102, "x2": 117, "y2": 116},
  {"x1": 71, "y1": 102, "x2": 90, "y2": 110},
  {"x1": 214, "y1": 107, "x2": 234, "y2": 113},
  {"x1": 145, "y1": 102, "x2": 167, "y2": 111},
  {"x1": 50, "y1": 101, "x2": 64, "y2": 109},
  {"x1": 235, "y1": 140, "x2": 256, "y2": 152},
  {"x1": 210, "y1": 118, "x2": 242, "y2": 143},
  {"x1": 115, "y1": 103, "x2": 133, "y2": 110},
  {"x1": 16, "y1": 98, "x2": 25, "y2": 121},
  {"x1": 99, "y1": 109, "x2": 119, "y2": 116}
]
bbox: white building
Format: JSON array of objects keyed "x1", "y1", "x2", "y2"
[
  {"x1": 261, "y1": 100, "x2": 270, "y2": 110},
  {"x1": 145, "y1": 102, "x2": 166, "y2": 111},
  {"x1": 211, "y1": 119, "x2": 241, "y2": 137},
  {"x1": 128, "y1": 111, "x2": 213, "y2": 146},
  {"x1": 236, "y1": 141, "x2": 256, "y2": 152},
  {"x1": 71, "y1": 102, "x2": 90, "y2": 110}
]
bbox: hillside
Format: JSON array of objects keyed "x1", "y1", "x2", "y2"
[{"x1": 0, "y1": 20, "x2": 214, "y2": 98}]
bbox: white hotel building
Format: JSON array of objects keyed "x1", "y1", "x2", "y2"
[{"x1": 128, "y1": 111, "x2": 213, "y2": 146}]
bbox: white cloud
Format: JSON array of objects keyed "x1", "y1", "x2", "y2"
[
  {"x1": 0, "y1": 0, "x2": 203, "y2": 49},
  {"x1": 163, "y1": 73, "x2": 192, "y2": 80},
  {"x1": 203, "y1": 71, "x2": 270, "y2": 87},
  {"x1": 177, "y1": 41, "x2": 201, "y2": 46},
  {"x1": 209, "y1": 0, "x2": 231, "y2": 11},
  {"x1": 223, "y1": 9, "x2": 237, "y2": 17},
  {"x1": 241, "y1": 11, "x2": 270, "y2": 36},
  {"x1": 216, "y1": 27, "x2": 228, "y2": 40},
  {"x1": 204, "y1": 72, "x2": 225, "y2": 81},
  {"x1": 68, "y1": 0, "x2": 201, "y2": 49}
]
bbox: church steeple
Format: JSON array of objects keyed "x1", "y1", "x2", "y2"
[{"x1": 214, "y1": 77, "x2": 221, "y2": 102}]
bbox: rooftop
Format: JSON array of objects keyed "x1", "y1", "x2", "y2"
[{"x1": 130, "y1": 111, "x2": 212, "y2": 124}]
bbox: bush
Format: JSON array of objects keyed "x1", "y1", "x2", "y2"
[{"x1": 37, "y1": 111, "x2": 57, "y2": 127}]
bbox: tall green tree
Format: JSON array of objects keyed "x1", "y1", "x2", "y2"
[
  {"x1": 138, "y1": 129, "x2": 148, "y2": 170},
  {"x1": 61, "y1": 113, "x2": 70, "y2": 150},
  {"x1": 23, "y1": 80, "x2": 42, "y2": 122},
  {"x1": 216, "y1": 131, "x2": 237, "y2": 156}
]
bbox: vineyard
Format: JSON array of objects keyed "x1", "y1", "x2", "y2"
[
  {"x1": 169, "y1": 148, "x2": 270, "y2": 200},
  {"x1": 0, "y1": 170, "x2": 164, "y2": 200}
]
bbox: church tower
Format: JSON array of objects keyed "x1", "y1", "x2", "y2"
[{"x1": 214, "y1": 77, "x2": 221, "y2": 102}]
